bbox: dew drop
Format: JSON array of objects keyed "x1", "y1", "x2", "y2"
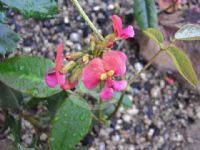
[
  {"x1": 54, "y1": 116, "x2": 59, "y2": 121},
  {"x1": 79, "y1": 113, "x2": 86, "y2": 121},
  {"x1": 63, "y1": 120, "x2": 67, "y2": 124},
  {"x1": 50, "y1": 138, "x2": 55, "y2": 142},
  {"x1": 19, "y1": 66, "x2": 24, "y2": 70}
]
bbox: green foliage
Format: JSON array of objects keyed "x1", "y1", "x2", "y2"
[
  {"x1": 175, "y1": 24, "x2": 200, "y2": 40},
  {"x1": 8, "y1": 115, "x2": 21, "y2": 144},
  {"x1": 50, "y1": 95, "x2": 92, "y2": 150},
  {"x1": 0, "y1": 0, "x2": 58, "y2": 19},
  {"x1": 46, "y1": 91, "x2": 67, "y2": 119},
  {"x1": 0, "y1": 12, "x2": 6, "y2": 23},
  {"x1": 134, "y1": 0, "x2": 157, "y2": 30},
  {"x1": 113, "y1": 92, "x2": 132, "y2": 109},
  {"x1": 76, "y1": 81, "x2": 99, "y2": 98},
  {"x1": 18, "y1": 145, "x2": 35, "y2": 150},
  {"x1": 166, "y1": 46, "x2": 198, "y2": 87},
  {"x1": 0, "y1": 82, "x2": 19, "y2": 110},
  {"x1": 143, "y1": 28, "x2": 164, "y2": 44},
  {"x1": 0, "y1": 24, "x2": 20, "y2": 55},
  {"x1": 0, "y1": 56, "x2": 61, "y2": 98}
]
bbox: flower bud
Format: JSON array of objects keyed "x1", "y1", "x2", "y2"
[
  {"x1": 82, "y1": 54, "x2": 90, "y2": 64},
  {"x1": 65, "y1": 52, "x2": 83, "y2": 61},
  {"x1": 69, "y1": 67, "x2": 82, "y2": 83},
  {"x1": 61, "y1": 61, "x2": 76, "y2": 74},
  {"x1": 90, "y1": 35, "x2": 96, "y2": 51}
]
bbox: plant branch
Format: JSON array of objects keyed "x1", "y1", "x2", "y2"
[
  {"x1": 107, "y1": 49, "x2": 164, "y2": 120},
  {"x1": 107, "y1": 90, "x2": 125, "y2": 120},
  {"x1": 128, "y1": 49, "x2": 164, "y2": 85},
  {"x1": 20, "y1": 111, "x2": 47, "y2": 130},
  {"x1": 71, "y1": 0, "x2": 105, "y2": 41}
]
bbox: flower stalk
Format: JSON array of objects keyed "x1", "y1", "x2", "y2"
[
  {"x1": 107, "y1": 49, "x2": 164, "y2": 120},
  {"x1": 71, "y1": 0, "x2": 105, "y2": 41}
]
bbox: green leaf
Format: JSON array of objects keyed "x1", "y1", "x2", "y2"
[
  {"x1": 0, "y1": 12, "x2": 7, "y2": 23},
  {"x1": 175, "y1": 24, "x2": 200, "y2": 40},
  {"x1": 0, "y1": 24, "x2": 20, "y2": 55},
  {"x1": 8, "y1": 115, "x2": 21, "y2": 144},
  {"x1": 18, "y1": 145, "x2": 35, "y2": 150},
  {"x1": 46, "y1": 91, "x2": 67, "y2": 119},
  {"x1": 76, "y1": 81, "x2": 99, "y2": 99},
  {"x1": 0, "y1": 0, "x2": 58, "y2": 19},
  {"x1": 166, "y1": 46, "x2": 198, "y2": 86},
  {"x1": 0, "y1": 82, "x2": 19, "y2": 110},
  {"x1": 134, "y1": 0, "x2": 157, "y2": 30},
  {"x1": 50, "y1": 95, "x2": 92, "y2": 150},
  {"x1": 0, "y1": 56, "x2": 61, "y2": 98},
  {"x1": 113, "y1": 92, "x2": 132, "y2": 109},
  {"x1": 143, "y1": 28, "x2": 164, "y2": 44}
]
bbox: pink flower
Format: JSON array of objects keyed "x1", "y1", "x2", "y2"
[
  {"x1": 45, "y1": 42, "x2": 77, "y2": 90},
  {"x1": 81, "y1": 51, "x2": 127, "y2": 100},
  {"x1": 112, "y1": 15, "x2": 134, "y2": 39}
]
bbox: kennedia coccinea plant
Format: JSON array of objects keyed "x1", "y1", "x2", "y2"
[
  {"x1": 0, "y1": 0, "x2": 199, "y2": 149},
  {"x1": 45, "y1": 15, "x2": 134, "y2": 100}
]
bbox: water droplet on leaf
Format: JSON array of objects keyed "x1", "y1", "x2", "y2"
[{"x1": 79, "y1": 113, "x2": 86, "y2": 121}]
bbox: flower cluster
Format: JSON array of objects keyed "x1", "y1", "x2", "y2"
[
  {"x1": 45, "y1": 15, "x2": 134, "y2": 100},
  {"x1": 45, "y1": 42, "x2": 78, "y2": 90}
]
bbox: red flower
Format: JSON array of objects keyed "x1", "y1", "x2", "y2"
[
  {"x1": 81, "y1": 51, "x2": 127, "y2": 100},
  {"x1": 45, "y1": 42, "x2": 77, "y2": 90},
  {"x1": 112, "y1": 15, "x2": 135, "y2": 39}
]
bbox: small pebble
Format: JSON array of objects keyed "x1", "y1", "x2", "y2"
[
  {"x1": 150, "y1": 86, "x2": 161, "y2": 98},
  {"x1": 147, "y1": 129, "x2": 155, "y2": 139},
  {"x1": 64, "y1": 16, "x2": 69, "y2": 24},
  {"x1": 134, "y1": 62, "x2": 143, "y2": 73},
  {"x1": 99, "y1": 142, "x2": 106, "y2": 150},
  {"x1": 40, "y1": 133, "x2": 48, "y2": 141},
  {"x1": 127, "y1": 105, "x2": 139, "y2": 116},
  {"x1": 23, "y1": 47, "x2": 32, "y2": 53},
  {"x1": 112, "y1": 134, "x2": 120, "y2": 142},
  {"x1": 123, "y1": 114, "x2": 132, "y2": 123},
  {"x1": 69, "y1": 32, "x2": 81, "y2": 42}
]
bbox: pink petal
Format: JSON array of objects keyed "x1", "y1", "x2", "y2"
[
  {"x1": 45, "y1": 69, "x2": 58, "y2": 88},
  {"x1": 112, "y1": 80, "x2": 127, "y2": 91},
  {"x1": 112, "y1": 15, "x2": 122, "y2": 37},
  {"x1": 55, "y1": 41, "x2": 63, "y2": 71},
  {"x1": 61, "y1": 80, "x2": 78, "y2": 90},
  {"x1": 120, "y1": 25, "x2": 135, "y2": 39},
  {"x1": 100, "y1": 85, "x2": 114, "y2": 100},
  {"x1": 81, "y1": 58, "x2": 105, "y2": 89},
  {"x1": 103, "y1": 51, "x2": 127, "y2": 77},
  {"x1": 56, "y1": 71, "x2": 65, "y2": 85}
]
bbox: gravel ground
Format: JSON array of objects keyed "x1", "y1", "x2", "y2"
[{"x1": 3, "y1": 0, "x2": 200, "y2": 150}]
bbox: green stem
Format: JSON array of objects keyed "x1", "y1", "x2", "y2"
[
  {"x1": 107, "y1": 49, "x2": 164, "y2": 120},
  {"x1": 20, "y1": 112, "x2": 46, "y2": 130},
  {"x1": 128, "y1": 49, "x2": 164, "y2": 85},
  {"x1": 107, "y1": 90, "x2": 125, "y2": 120},
  {"x1": 71, "y1": 0, "x2": 105, "y2": 41},
  {"x1": 98, "y1": 82, "x2": 103, "y2": 119}
]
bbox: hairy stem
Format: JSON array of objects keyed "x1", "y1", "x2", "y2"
[
  {"x1": 107, "y1": 49, "x2": 164, "y2": 120},
  {"x1": 71, "y1": 0, "x2": 105, "y2": 41}
]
